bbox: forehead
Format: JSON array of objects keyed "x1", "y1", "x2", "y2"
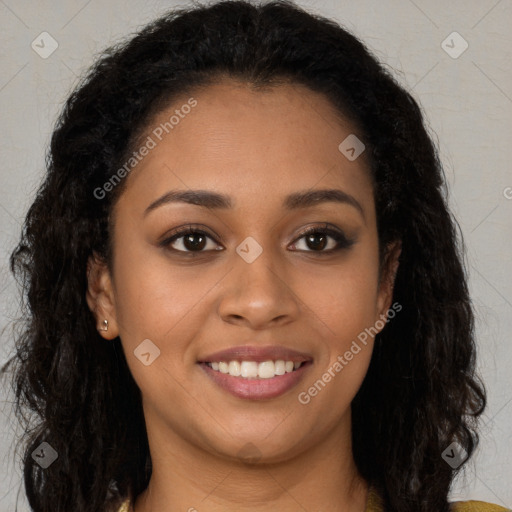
[{"x1": 116, "y1": 80, "x2": 373, "y2": 215}]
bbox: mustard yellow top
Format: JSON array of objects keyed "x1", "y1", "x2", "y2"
[
  {"x1": 364, "y1": 485, "x2": 509, "y2": 511},
  {"x1": 117, "y1": 485, "x2": 509, "y2": 511}
]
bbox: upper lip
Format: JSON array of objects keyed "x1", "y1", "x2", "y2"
[{"x1": 198, "y1": 345, "x2": 313, "y2": 363}]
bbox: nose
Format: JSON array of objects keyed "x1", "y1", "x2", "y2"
[{"x1": 217, "y1": 244, "x2": 300, "y2": 330}]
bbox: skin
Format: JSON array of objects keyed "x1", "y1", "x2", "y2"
[{"x1": 87, "y1": 80, "x2": 400, "y2": 512}]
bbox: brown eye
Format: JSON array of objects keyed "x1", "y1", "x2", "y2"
[
  {"x1": 302, "y1": 232, "x2": 331, "y2": 251},
  {"x1": 160, "y1": 226, "x2": 222, "y2": 253},
  {"x1": 290, "y1": 225, "x2": 355, "y2": 253},
  {"x1": 176, "y1": 232, "x2": 209, "y2": 251}
]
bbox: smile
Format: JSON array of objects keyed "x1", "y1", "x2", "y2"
[
  {"x1": 199, "y1": 360, "x2": 312, "y2": 400},
  {"x1": 205, "y1": 360, "x2": 304, "y2": 379}
]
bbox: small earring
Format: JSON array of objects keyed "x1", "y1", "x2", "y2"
[{"x1": 99, "y1": 319, "x2": 108, "y2": 332}]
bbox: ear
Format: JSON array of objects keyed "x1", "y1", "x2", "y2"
[
  {"x1": 375, "y1": 240, "x2": 402, "y2": 322},
  {"x1": 86, "y1": 251, "x2": 119, "y2": 340}
]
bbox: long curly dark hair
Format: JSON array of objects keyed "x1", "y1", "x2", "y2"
[{"x1": 2, "y1": 1, "x2": 486, "y2": 511}]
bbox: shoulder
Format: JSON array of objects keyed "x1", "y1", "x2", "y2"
[{"x1": 450, "y1": 500, "x2": 510, "y2": 512}]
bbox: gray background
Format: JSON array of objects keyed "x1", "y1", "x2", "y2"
[{"x1": 0, "y1": 0, "x2": 511, "y2": 510}]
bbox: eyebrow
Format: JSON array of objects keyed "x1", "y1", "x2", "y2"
[{"x1": 144, "y1": 188, "x2": 365, "y2": 219}]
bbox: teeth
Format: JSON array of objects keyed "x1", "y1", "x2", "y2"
[
  {"x1": 228, "y1": 361, "x2": 241, "y2": 376},
  {"x1": 257, "y1": 361, "x2": 275, "y2": 379},
  {"x1": 274, "y1": 360, "x2": 285, "y2": 375},
  {"x1": 206, "y1": 359, "x2": 304, "y2": 379},
  {"x1": 241, "y1": 361, "x2": 259, "y2": 378}
]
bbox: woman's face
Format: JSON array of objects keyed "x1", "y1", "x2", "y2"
[{"x1": 89, "y1": 80, "x2": 398, "y2": 465}]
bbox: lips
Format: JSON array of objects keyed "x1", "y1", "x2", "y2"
[
  {"x1": 198, "y1": 345, "x2": 313, "y2": 364},
  {"x1": 197, "y1": 345, "x2": 313, "y2": 400}
]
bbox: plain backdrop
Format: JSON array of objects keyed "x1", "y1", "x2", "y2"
[{"x1": 0, "y1": 0, "x2": 511, "y2": 510}]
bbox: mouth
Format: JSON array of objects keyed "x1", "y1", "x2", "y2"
[{"x1": 197, "y1": 345, "x2": 313, "y2": 400}]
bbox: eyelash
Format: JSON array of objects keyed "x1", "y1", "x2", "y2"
[{"x1": 159, "y1": 223, "x2": 355, "y2": 255}]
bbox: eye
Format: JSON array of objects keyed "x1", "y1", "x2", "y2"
[
  {"x1": 290, "y1": 224, "x2": 355, "y2": 253},
  {"x1": 160, "y1": 223, "x2": 355, "y2": 254},
  {"x1": 160, "y1": 225, "x2": 223, "y2": 253}
]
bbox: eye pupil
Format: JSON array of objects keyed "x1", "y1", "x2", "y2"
[
  {"x1": 184, "y1": 233, "x2": 206, "y2": 251},
  {"x1": 306, "y1": 233, "x2": 327, "y2": 251}
]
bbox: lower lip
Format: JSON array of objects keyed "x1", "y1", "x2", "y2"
[{"x1": 199, "y1": 362, "x2": 312, "y2": 400}]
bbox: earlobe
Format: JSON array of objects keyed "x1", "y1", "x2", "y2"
[
  {"x1": 376, "y1": 240, "x2": 402, "y2": 322},
  {"x1": 86, "y1": 252, "x2": 119, "y2": 339}
]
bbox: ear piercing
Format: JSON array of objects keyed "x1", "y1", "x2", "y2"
[{"x1": 99, "y1": 319, "x2": 109, "y2": 332}]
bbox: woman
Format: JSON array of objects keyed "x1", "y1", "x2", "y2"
[{"x1": 3, "y1": 1, "x2": 508, "y2": 511}]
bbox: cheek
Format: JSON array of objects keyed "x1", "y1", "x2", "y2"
[
  {"x1": 111, "y1": 232, "x2": 206, "y2": 356},
  {"x1": 111, "y1": 249, "x2": 209, "y2": 411},
  {"x1": 309, "y1": 278, "x2": 377, "y2": 373},
  {"x1": 292, "y1": 250, "x2": 380, "y2": 393},
  {"x1": 296, "y1": 253, "x2": 380, "y2": 343},
  {"x1": 296, "y1": 271, "x2": 378, "y2": 415}
]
